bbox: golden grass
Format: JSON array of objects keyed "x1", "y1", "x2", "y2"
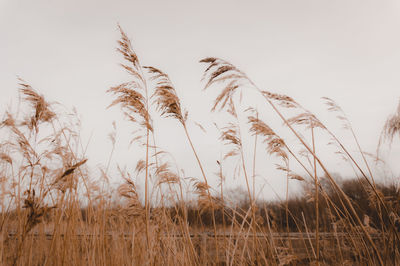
[{"x1": 0, "y1": 26, "x2": 399, "y2": 265}]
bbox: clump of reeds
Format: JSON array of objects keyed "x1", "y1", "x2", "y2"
[
  {"x1": 1, "y1": 26, "x2": 400, "y2": 266},
  {"x1": 200, "y1": 55, "x2": 400, "y2": 265}
]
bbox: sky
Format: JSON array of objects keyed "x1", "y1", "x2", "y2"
[{"x1": 1, "y1": 0, "x2": 400, "y2": 200}]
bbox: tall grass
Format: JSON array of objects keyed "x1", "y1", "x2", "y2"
[{"x1": 0, "y1": 27, "x2": 399, "y2": 265}]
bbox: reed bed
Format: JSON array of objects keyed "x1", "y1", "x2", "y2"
[{"x1": 0, "y1": 27, "x2": 399, "y2": 265}]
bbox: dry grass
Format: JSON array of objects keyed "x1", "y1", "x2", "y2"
[{"x1": 0, "y1": 27, "x2": 399, "y2": 265}]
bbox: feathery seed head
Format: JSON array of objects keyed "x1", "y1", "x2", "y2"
[
  {"x1": 19, "y1": 82, "x2": 55, "y2": 132},
  {"x1": 145, "y1": 66, "x2": 185, "y2": 124},
  {"x1": 262, "y1": 90, "x2": 299, "y2": 108},
  {"x1": 108, "y1": 26, "x2": 153, "y2": 134},
  {"x1": 381, "y1": 99, "x2": 400, "y2": 144}
]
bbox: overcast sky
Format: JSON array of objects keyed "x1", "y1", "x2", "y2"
[{"x1": 1, "y1": 0, "x2": 399, "y2": 200}]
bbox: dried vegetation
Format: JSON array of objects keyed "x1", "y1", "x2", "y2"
[{"x1": 0, "y1": 27, "x2": 399, "y2": 266}]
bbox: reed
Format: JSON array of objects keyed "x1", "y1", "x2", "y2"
[{"x1": 0, "y1": 27, "x2": 399, "y2": 266}]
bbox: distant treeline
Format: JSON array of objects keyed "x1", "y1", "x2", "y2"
[{"x1": 62, "y1": 178, "x2": 399, "y2": 233}]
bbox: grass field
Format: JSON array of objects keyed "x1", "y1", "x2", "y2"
[{"x1": 1, "y1": 27, "x2": 399, "y2": 265}]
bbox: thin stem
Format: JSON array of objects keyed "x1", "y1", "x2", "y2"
[
  {"x1": 252, "y1": 113, "x2": 258, "y2": 202},
  {"x1": 138, "y1": 62, "x2": 151, "y2": 252},
  {"x1": 285, "y1": 160, "x2": 289, "y2": 235},
  {"x1": 144, "y1": 127, "x2": 150, "y2": 249},
  {"x1": 218, "y1": 158, "x2": 227, "y2": 252},
  {"x1": 311, "y1": 122, "x2": 319, "y2": 264},
  {"x1": 182, "y1": 123, "x2": 219, "y2": 262}
]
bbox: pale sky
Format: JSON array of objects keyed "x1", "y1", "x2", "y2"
[{"x1": 1, "y1": 0, "x2": 399, "y2": 200}]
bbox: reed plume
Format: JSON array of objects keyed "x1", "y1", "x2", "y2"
[
  {"x1": 118, "y1": 174, "x2": 144, "y2": 218},
  {"x1": 19, "y1": 81, "x2": 56, "y2": 133},
  {"x1": 145, "y1": 66, "x2": 187, "y2": 124},
  {"x1": 247, "y1": 110, "x2": 288, "y2": 160},
  {"x1": 379, "y1": 99, "x2": 400, "y2": 147}
]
